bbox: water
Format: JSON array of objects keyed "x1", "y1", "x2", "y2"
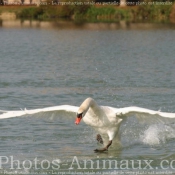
[{"x1": 0, "y1": 20, "x2": 175, "y2": 175}]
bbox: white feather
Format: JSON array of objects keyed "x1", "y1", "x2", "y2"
[
  {"x1": 0, "y1": 98, "x2": 175, "y2": 143},
  {"x1": 0, "y1": 105, "x2": 78, "y2": 119}
]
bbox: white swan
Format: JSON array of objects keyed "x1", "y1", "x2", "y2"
[{"x1": 1, "y1": 97, "x2": 175, "y2": 152}]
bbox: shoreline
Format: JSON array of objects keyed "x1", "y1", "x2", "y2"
[{"x1": 1, "y1": 19, "x2": 175, "y2": 30}]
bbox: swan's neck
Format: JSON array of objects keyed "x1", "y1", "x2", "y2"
[
  {"x1": 79, "y1": 98, "x2": 105, "y2": 128},
  {"x1": 78, "y1": 98, "x2": 101, "y2": 116}
]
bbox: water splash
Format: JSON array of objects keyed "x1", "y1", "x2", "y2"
[{"x1": 140, "y1": 124, "x2": 175, "y2": 145}]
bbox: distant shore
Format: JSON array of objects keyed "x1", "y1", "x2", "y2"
[
  {"x1": 1, "y1": 19, "x2": 175, "y2": 30},
  {"x1": 0, "y1": 3, "x2": 175, "y2": 23}
]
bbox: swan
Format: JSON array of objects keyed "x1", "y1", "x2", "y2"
[{"x1": 0, "y1": 97, "x2": 175, "y2": 152}]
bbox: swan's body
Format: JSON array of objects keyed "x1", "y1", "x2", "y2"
[
  {"x1": 76, "y1": 98, "x2": 123, "y2": 142},
  {"x1": 1, "y1": 97, "x2": 175, "y2": 152}
]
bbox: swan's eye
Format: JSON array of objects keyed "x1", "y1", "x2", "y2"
[{"x1": 77, "y1": 113, "x2": 83, "y2": 118}]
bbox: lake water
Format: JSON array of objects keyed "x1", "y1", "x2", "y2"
[{"x1": 0, "y1": 20, "x2": 175, "y2": 175}]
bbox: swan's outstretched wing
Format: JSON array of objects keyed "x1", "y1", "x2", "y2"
[
  {"x1": 0, "y1": 105, "x2": 78, "y2": 119},
  {"x1": 114, "y1": 106, "x2": 175, "y2": 123}
]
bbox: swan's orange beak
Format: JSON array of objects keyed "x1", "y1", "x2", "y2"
[
  {"x1": 75, "y1": 113, "x2": 83, "y2": 125},
  {"x1": 75, "y1": 117, "x2": 82, "y2": 125}
]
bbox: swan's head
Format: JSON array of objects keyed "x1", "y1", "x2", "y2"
[
  {"x1": 75, "y1": 108, "x2": 88, "y2": 125},
  {"x1": 74, "y1": 97, "x2": 93, "y2": 125},
  {"x1": 75, "y1": 112, "x2": 83, "y2": 125},
  {"x1": 75, "y1": 104, "x2": 89, "y2": 125}
]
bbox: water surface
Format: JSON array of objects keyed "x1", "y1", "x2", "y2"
[{"x1": 0, "y1": 20, "x2": 175, "y2": 174}]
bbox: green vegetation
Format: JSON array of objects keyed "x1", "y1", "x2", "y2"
[
  {"x1": 15, "y1": 5, "x2": 130, "y2": 22},
  {"x1": 16, "y1": 7, "x2": 44, "y2": 18},
  {"x1": 86, "y1": 6, "x2": 130, "y2": 21},
  {"x1": 0, "y1": 6, "x2": 31, "y2": 14},
  {"x1": 0, "y1": 2, "x2": 174, "y2": 23},
  {"x1": 16, "y1": 4, "x2": 91, "y2": 19},
  {"x1": 134, "y1": 4, "x2": 173, "y2": 22}
]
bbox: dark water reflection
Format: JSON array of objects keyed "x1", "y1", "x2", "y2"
[{"x1": 0, "y1": 19, "x2": 175, "y2": 30}]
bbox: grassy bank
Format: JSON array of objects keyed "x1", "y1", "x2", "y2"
[{"x1": 0, "y1": 3, "x2": 174, "y2": 23}]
